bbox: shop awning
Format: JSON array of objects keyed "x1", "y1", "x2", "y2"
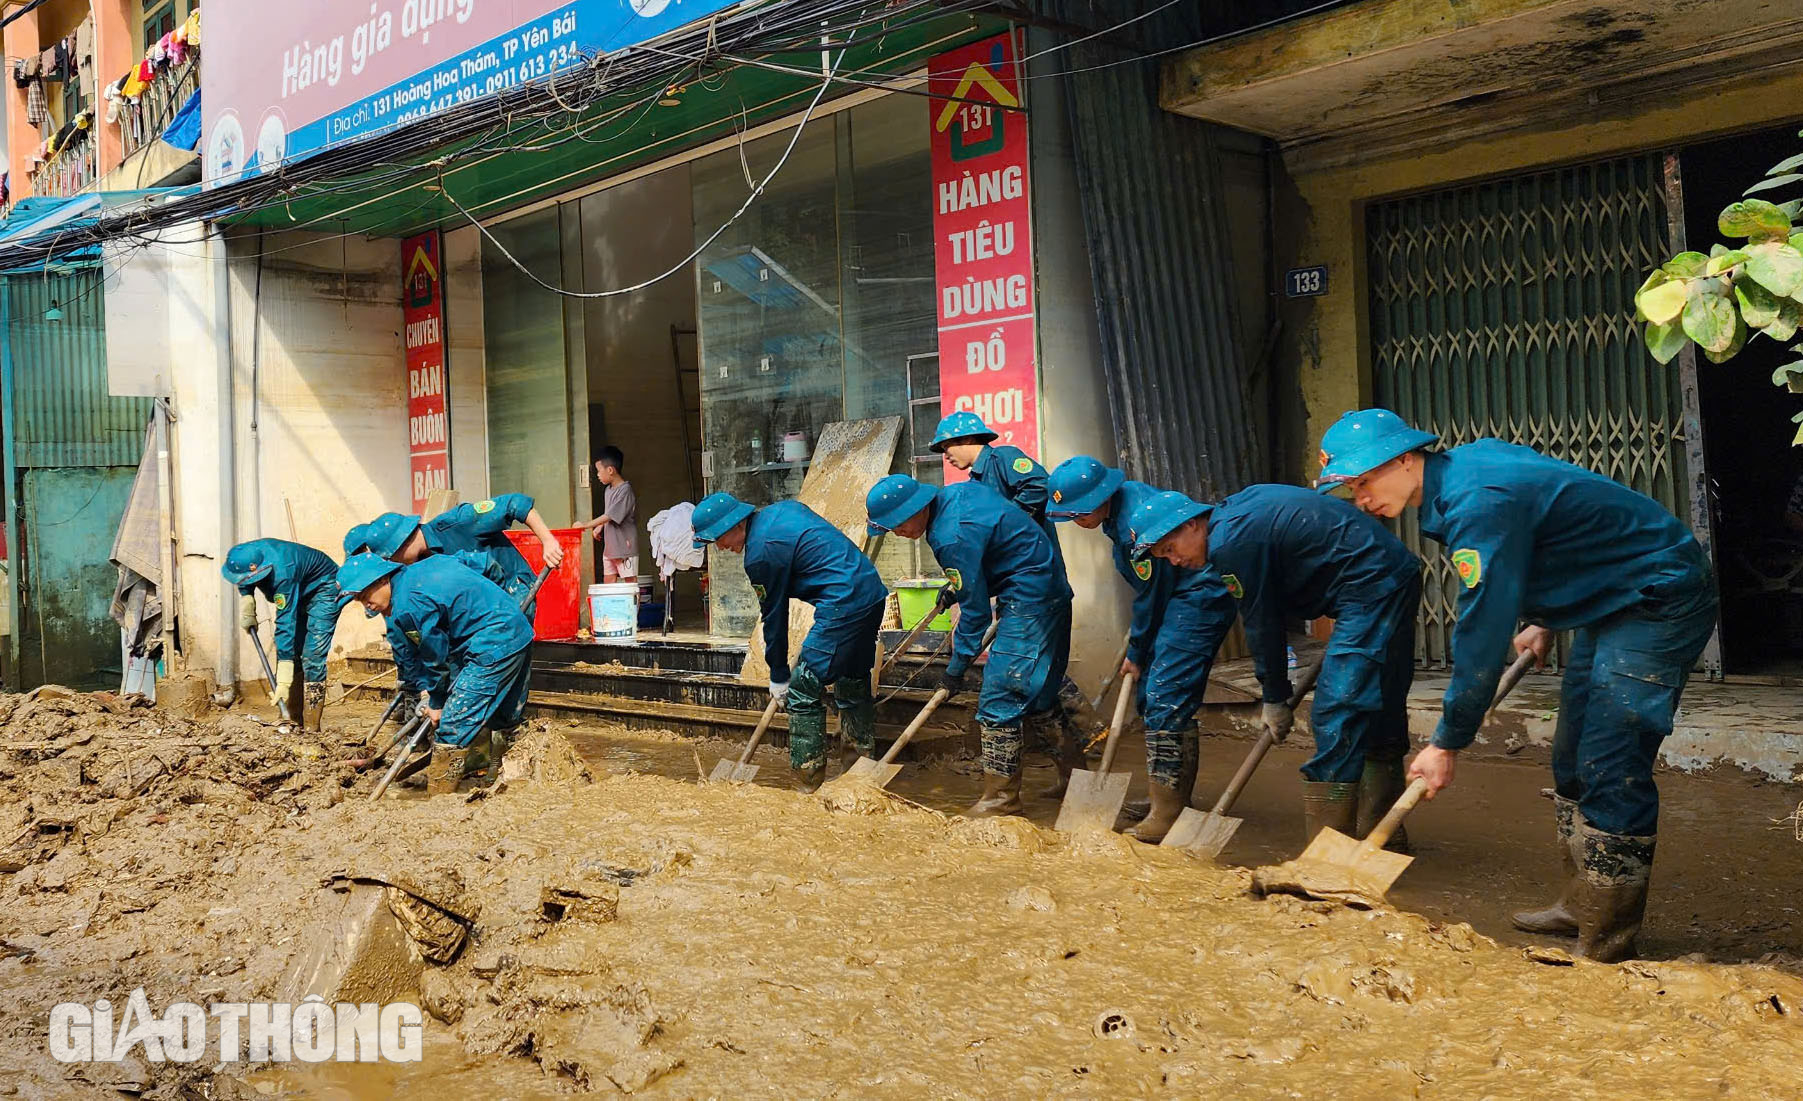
[
  {"x1": 1160, "y1": 0, "x2": 1803, "y2": 170},
  {"x1": 0, "y1": 188, "x2": 198, "y2": 273}
]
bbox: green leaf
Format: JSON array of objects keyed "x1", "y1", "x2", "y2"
[
  {"x1": 1785, "y1": 199, "x2": 1803, "y2": 221},
  {"x1": 1738, "y1": 279, "x2": 1781, "y2": 327},
  {"x1": 1777, "y1": 361, "x2": 1803, "y2": 391},
  {"x1": 1704, "y1": 315, "x2": 1749, "y2": 364},
  {"x1": 1720, "y1": 198, "x2": 1793, "y2": 241},
  {"x1": 1662, "y1": 251, "x2": 1710, "y2": 278},
  {"x1": 1793, "y1": 416, "x2": 1803, "y2": 447},
  {"x1": 1745, "y1": 241, "x2": 1803, "y2": 297},
  {"x1": 1746, "y1": 173, "x2": 1803, "y2": 196},
  {"x1": 1771, "y1": 151, "x2": 1803, "y2": 175},
  {"x1": 1793, "y1": 231, "x2": 1803, "y2": 252},
  {"x1": 1637, "y1": 278, "x2": 1689, "y2": 325},
  {"x1": 1763, "y1": 296, "x2": 1803, "y2": 343},
  {"x1": 1644, "y1": 319, "x2": 1688, "y2": 364},
  {"x1": 1707, "y1": 249, "x2": 1750, "y2": 275},
  {"x1": 1683, "y1": 287, "x2": 1739, "y2": 354}
]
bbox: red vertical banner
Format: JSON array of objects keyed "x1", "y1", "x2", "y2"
[
  {"x1": 402, "y1": 231, "x2": 451, "y2": 515},
  {"x1": 929, "y1": 31, "x2": 1036, "y2": 483}
]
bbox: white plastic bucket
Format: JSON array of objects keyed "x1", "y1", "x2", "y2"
[{"x1": 588, "y1": 582, "x2": 639, "y2": 640}]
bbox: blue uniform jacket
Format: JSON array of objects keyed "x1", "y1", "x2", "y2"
[
  {"x1": 926, "y1": 481, "x2": 1071, "y2": 677},
  {"x1": 387, "y1": 550, "x2": 508, "y2": 693},
  {"x1": 743, "y1": 501, "x2": 888, "y2": 682},
  {"x1": 1418, "y1": 441, "x2": 1708, "y2": 749},
  {"x1": 420, "y1": 493, "x2": 537, "y2": 598},
  {"x1": 968, "y1": 443, "x2": 1064, "y2": 563},
  {"x1": 1103, "y1": 481, "x2": 1235, "y2": 668},
  {"x1": 1205, "y1": 484, "x2": 1419, "y2": 702},
  {"x1": 233, "y1": 538, "x2": 341, "y2": 662},
  {"x1": 386, "y1": 555, "x2": 536, "y2": 708}
]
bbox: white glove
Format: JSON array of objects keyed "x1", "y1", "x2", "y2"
[
  {"x1": 1262, "y1": 701, "x2": 1295, "y2": 743},
  {"x1": 769, "y1": 678, "x2": 790, "y2": 704},
  {"x1": 239, "y1": 593, "x2": 258, "y2": 630}
]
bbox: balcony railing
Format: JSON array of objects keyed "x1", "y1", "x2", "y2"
[
  {"x1": 119, "y1": 53, "x2": 198, "y2": 161},
  {"x1": 33, "y1": 133, "x2": 97, "y2": 198}
]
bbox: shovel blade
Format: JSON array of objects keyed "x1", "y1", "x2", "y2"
[
  {"x1": 1253, "y1": 826, "x2": 1415, "y2": 907},
  {"x1": 837, "y1": 756, "x2": 902, "y2": 789},
  {"x1": 1053, "y1": 768, "x2": 1133, "y2": 833},
  {"x1": 1160, "y1": 808, "x2": 1242, "y2": 858},
  {"x1": 706, "y1": 759, "x2": 760, "y2": 784}
]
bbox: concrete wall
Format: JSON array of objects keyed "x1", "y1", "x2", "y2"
[{"x1": 1028, "y1": 35, "x2": 1131, "y2": 697}]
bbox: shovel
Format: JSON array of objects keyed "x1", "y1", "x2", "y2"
[
  {"x1": 1053, "y1": 671, "x2": 1137, "y2": 833},
  {"x1": 1252, "y1": 650, "x2": 1537, "y2": 908},
  {"x1": 706, "y1": 696, "x2": 782, "y2": 783},
  {"x1": 368, "y1": 714, "x2": 436, "y2": 801},
  {"x1": 247, "y1": 629, "x2": 291, "y2": 722},
  {"x1": 1162, "y1": 658, "x2": 1325, "y2": 858},
  {"x1": 831, "y1": 621, "x2": 999, "y2": 791},
  {"x1": 1088, "y1": 634, "x2": 1133, "y2": 712},
  {"x1": 879, "y1": 586, "x2": 953, "y2": 679}
]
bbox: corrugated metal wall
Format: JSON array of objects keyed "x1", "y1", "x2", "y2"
[
  {"x1": 1038, "y1": 0, "x2": 1264, "y2": 499},
  {"x1": 7, "y1": 272, "x2": 151, "y2": 468}
]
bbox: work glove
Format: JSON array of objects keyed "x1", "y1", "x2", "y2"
[
  {"x1": 394, "y1": 689, "x2": 419, "y2": 723},
  {"x1": 273, "y1": 659, "x2": 296, "y2": 700},
  {"x1": 239, "y1": 593, "x2": 258, "y2": 630},
  {"x1": 1262, "y1": 701, "x2": 1295, "y2": 743},
  {"x1": 938, "y1": 669, "x2": 967, "y2": 697},
  {"x1": 936, "y1": 584, "x2": 956, "y2": 610},
  {"x1": 768, "y1": 677, "x2": 790, "y2": 705}
]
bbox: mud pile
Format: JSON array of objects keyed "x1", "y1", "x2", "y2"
[{"x1": 0, "y1": 696, "x2": 1800, "y2": 1097}]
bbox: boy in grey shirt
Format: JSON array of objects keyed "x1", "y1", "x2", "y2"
[{"x1": 586, "y1": 446, "x2": 639, "y2": 582}]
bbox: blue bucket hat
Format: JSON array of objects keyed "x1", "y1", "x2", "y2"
[
  {"x1": 221, "y1": 543, "x2": 274, "y2": 587},
  {"x1": 928, "y1": 411, "x2": 998, "y2": 453},
  {"x1": 342, "y1": 523, "x2": 372, "y2": 556},
  {"x1": 865, "y1": 474, "x2": 938, "y2": 536},
  {"x1": 690, "y1": 492, "x2": 756, "y2": 548},
  {"x1": 1047, "y1": 456, "x2": 1126, "y2": 521},
  {"x1": 337, "y1": 553, "x2": 405, "y2": 615},
  {"x1": 364, "y1": 512, "x2": 424, "y2": 559},
  {"x1": 1315, "y1": 408, "x2": 1439, "y2": 491},
  {"x1": 1124, "y1": 491, "x2": 1213, "y2": 559}
]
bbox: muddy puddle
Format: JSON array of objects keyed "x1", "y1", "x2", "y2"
[{"x1": 1, "y1": 691, "x2": 1799, "y2": 1097}]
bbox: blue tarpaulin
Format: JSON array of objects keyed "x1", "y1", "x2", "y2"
[{"x1": 162, "y1": 90, "x2": 200, "y2": 153}]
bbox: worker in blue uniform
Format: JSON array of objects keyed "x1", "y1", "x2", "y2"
[
  {"x1": 692, "y1": 492, "x2": 889, "y2": 792},
  {"x1": 339, "y1": 552, "x2": 537, "y2": 793},
  {"x1": 223, "y1": 538, "x2": 347, "y2": 731},
  {"x1": 360, "y1": 493, "x2": 564, "y2": 614},
  {"x1": 1316, "y1": 408, "x2": 1717, "y2": 962},
  {"x1": 1127, "y1": 484, "x2": 1423, "y2": 849},
  {"x1": 866, "y1": 474, "x2": 1072, "y2": 817},
  {"x1": 1048, "y1": 457, "x2": 1240, "y2": 841}
]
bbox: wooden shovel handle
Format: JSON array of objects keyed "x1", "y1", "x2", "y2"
[
  {"x1": 1088, "y1": 634, "x2": 1133, "y2": 712},
  {"x1": 1361, "y1": 776, "x2": 1430, "y2": 854},
  {"x1": 1485, "y1": 651, "x2": 1535, "y2": 722},
  {"x1": 736, "y1": 696, "x2": 783, "y2": 766},
  {"x1": 878, "y1": 622, "x2": 999, "y2": 766},
  {"x1": 1095, "y1": 671, "x2": 1137, "y2": 775},
  {"x1": 1205, "y1": 657, "x2": 1323, "y2": 816}
]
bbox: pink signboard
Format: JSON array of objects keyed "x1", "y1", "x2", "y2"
[{"x1": 928, "y1": 32, "x2": 1036, "y2": 482}]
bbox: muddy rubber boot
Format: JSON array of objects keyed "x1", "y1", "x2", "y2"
[
  {"x1": 1128, "y1": 736, "x2": 1199, "y2": 843},
  {"x1": 302, "y1": 682, "x2": 327, "y2": 733},
  {"x1": 427, "y1": 741, "x2": 489, "y2": 796},
  {"x1": 1511, "y1": 795, "x2": 1580, "y2": 936},
  {"x1": 1300, "y1": 781, "x2": 1359, "y2": 844},
  {"x1": 791, "y1": 762, "x2": 827, "y2": 794},
  {"x1": 966, "y1": 771, "x2": 1024, "y2": 818},
  {"x1": 1572, "y1": 821, "x2": 1656, "y2": 963},
  {"x1": 1354, "y1": 757, "x2": 1411, "y2": 854}
]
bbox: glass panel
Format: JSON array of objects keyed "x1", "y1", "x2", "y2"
[
  {"x1": 483, "y1": 206, "x2": 573, "y2": 525},
  {"x1": 694, "y1": 119, "x2": 842, "y2": 637}
]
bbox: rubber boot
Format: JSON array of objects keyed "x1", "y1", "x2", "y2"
[
  {"x1": 1572, "y1": 821, "x2": 1656, "y2": 963},
  {"x1": 1128, "y1": 735, "x2": 1199, "y2": 843},
  {"x1": 1510, "y1": 795, "x2": 1579, "y2": 936},
  {"x1": 427, "y1": 740, "x2": 490, "y2": 796},
  {"x1": 1354, "y1": 757, "x2": 1411, "y2": 854},
  {"x1": 791, "y1": 762, "x2": 827, "y2": 794},
  {"x1": 302, "y1": 682, "x2": 326, "y2": 733},
  {"x1": 1300, "y1": 780, "x2": 1359, "y2": 844},
  {"x1": 965, "y1": 770, "x2": 1023, "y2": 818}
]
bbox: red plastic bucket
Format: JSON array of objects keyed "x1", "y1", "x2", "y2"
[{"x1": 505, "y1": 527, "x2": 585, "y2": 640}]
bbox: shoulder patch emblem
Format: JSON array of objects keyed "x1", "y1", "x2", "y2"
[
  {"x1": 1318, "y1": 448, "x2": 1331, "y2": 470},
  {"x1": 1052, "y1": 489, "x2": 1063, "y2": 503},
  {"x1": 273, "y1": 593, "x2": 288, "y2": 610},
  {"x1": 1221, "y1": 573, "x2": 1244, "y2": 600},
  {"x1": 943, "y1": 568, "x2": 963, "y2": 593},
  {"x1": 1132, "y1": 558, "x2": 1152, "y2": 582},
  {"x1": 404, "y1": 630, "x2": 421, "y2": 644},
  {"x1": 1012, "y1": 457, "x2": 1034, "y2": 475},
  {"x1": 1451, "y1": 548, "x2": 1483, "y2": 589},
  {"x1": 474, "y1": 499, "x2": 497, "y2": 514},
  {"x1": 752, "y1": 583, "x2": 767, "y2": 602}
]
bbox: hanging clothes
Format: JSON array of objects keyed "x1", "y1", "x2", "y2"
[{"x1": 26, "y1": 79, "x2": 46, "y2": 127}]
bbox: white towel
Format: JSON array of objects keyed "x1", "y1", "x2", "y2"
[{"x1": 647, "y1": 502, "x2": 705, "y2": 580}]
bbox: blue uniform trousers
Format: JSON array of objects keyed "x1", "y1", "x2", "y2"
[
  {"x1": 1303, "y1": 573, "x2": 1419, "y2": 783},
  {"x1": 1138, "y1": 594, "x2": 1226, "y2": 786},
  {"x1": 1552, "y1": 577, "x2": 1715, "y2": 836},
  {"x1": 436, "y1": 644, "x2": 534, "y2": 748},
  {"x1": 786, "y1": 599, "x2": 885, "y2": 770},
  {"x1": 297, "y1": 589, "x2": 342, "y2": 684},
  {"x1": 976, "y1": 601, "x2": 1070, "y2": 776}
]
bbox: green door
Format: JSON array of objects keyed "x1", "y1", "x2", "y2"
[
  {"x1": 1366, "y1": 153, "x2": 1692, "y2": 666},
  {"x1": 17, "y1": 466, "x2": 139, "y2": 690}
]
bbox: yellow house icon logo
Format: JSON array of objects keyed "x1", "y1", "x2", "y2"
[
  {"x1": 935, "y1": 42, "x2": 1018, "y2": 161},
  {"x1": 406, "y1": 241, "x2": 440, "y2": 309}
]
